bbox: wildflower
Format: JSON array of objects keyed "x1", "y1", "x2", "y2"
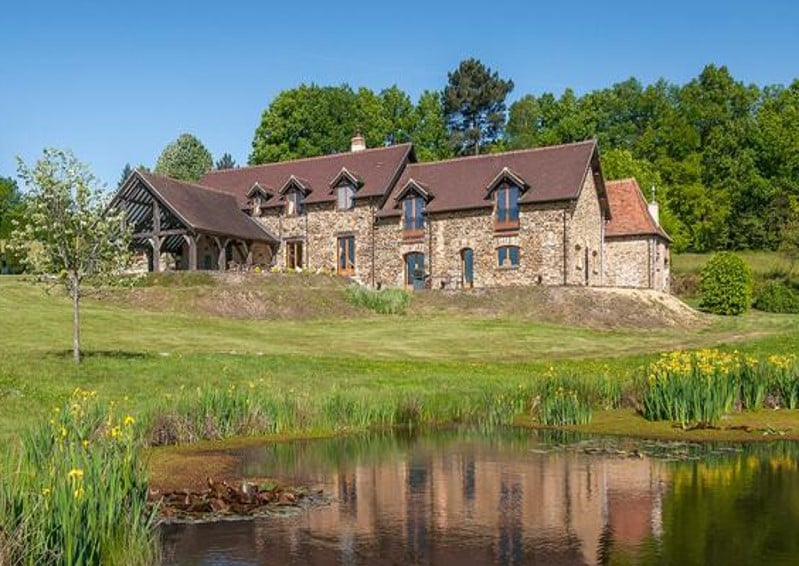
[
  {"x1": 73, "y1": 487, "x2": 85, "y2": 500},
  {"x1": 82, "y1": 439, "x2": 89, "y2": 448},
  {"x1": 59, "y1": 427, "x2": 68, "y2": 438},
  {"x1": 109, "y1": 426, "x2": 121, "y2": 439},
  {"x1": 123, "y1": 415, "x2": 135, "y2": 426},
  {"x1": 41, "y1": 487, "x2": 51, "y2": 496},
  {"x1": 67, "y1": 468, "x2": 84, "y2": 481}
]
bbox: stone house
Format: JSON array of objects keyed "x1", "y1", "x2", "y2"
[{"x1": 113, "y1": 136, "x2": 670, "y2": 292}]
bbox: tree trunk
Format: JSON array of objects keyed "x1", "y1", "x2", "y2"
[{"x1": 72, "y1": 277, "x2": 81, "y2": 364}]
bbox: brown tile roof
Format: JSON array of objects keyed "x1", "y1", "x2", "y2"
[
  {"x1": 378, "y1": 140, "x2": 599, "y2": 217},
  {"x1": 137, "y1": 171, "x2": 277, "y2": 242},
  {"x1": 605, "y1": 178, "x2": 670, "y2": 241},
  {"x1": 198, "y1": 144, "x2": 413, "y2": 208}
]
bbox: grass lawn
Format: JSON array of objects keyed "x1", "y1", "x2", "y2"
[
  {"x1": 672, "y1": 250, "x2": 795, "y2": 276},
  {"x1": 2, "y1": 276, "x2": 799, "y2": 442}
]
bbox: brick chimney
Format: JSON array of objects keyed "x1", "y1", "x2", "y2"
[{"x1": 350, "y1": 132, "x2": 366, "y2": 152}]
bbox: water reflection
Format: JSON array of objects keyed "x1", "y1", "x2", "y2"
[{"x1": 161, "y1": 429, "x2": 799, "y2": 565}]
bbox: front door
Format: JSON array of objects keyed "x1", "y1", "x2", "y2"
[
  {"x1": 461, "y1": 248, "x2": 474, "y2": 288},
  {"x1": 405, "y1": 252, "x2": 425, "y2": 290}
]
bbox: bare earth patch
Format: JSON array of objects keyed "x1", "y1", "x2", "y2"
[{"x1": 103, "y1": 273, "x2": 706, "y2": 329}]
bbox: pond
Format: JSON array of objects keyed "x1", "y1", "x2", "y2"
[{"x1": 161, "y1": 428, "x2": 799, "y2": 565}]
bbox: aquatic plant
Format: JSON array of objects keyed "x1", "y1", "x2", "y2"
[
  {"x1": 0, "y1": 388, "x2": 157, "y2": 565},
  {"x1": 769, "y1": 354, "x2": 799, "y2": 409},
  {"x1": 535, "y1": 387, "x2": 592, "y2": 426}
]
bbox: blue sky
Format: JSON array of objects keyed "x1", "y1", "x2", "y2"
[{"x1": 1, "y1": 0, "x2": 797, "y2": 188}]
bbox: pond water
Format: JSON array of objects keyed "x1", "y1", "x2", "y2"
[{"x1": 161, "y1": 428, "x2": 799, "y2": 565}]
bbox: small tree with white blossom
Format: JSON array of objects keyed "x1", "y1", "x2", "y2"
[{"x1": 11, "y1": 149, "x2": 131, "y2": 363}]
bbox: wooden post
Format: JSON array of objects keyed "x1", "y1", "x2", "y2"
[
  {"x1": 151, "y1": 236, "x2": 162, "y2": 272},
  {"x1": 214, "y1": 236, "x2": 229, "y2": 271},
  {"x1": 184, "y1": 234, "x2": 198, "y2": 271}
]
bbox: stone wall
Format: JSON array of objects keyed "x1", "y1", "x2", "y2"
[
  {"x1": 604, "y1": 236, "x2": 670, "y2": 292},
  {"x1": 373, "y1": 201, "x2": 569, "y2": 289},
  {"x1": 256, "y1": 200, "x2": 377, "y2": 283},
  {"x1": 566, "y1": 169, "x2": 603, "y2": 286}
]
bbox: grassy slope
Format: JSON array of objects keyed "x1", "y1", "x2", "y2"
[
  {"x1": 672, "y1": 250, "x2": 794, "y2": 276},
  {"x1": 2, "y1": 276, "x2": 799, "y2": 440}
]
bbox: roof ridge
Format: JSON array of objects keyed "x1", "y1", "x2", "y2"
[
  {"x1": 140, "y1": 170, "x2": 245, "y2": 200},
  {"x1": 202, "y1": 143, "x2": 414, "y2": 175},
  {"x1": 406, "y1": 139, "x2": 596, "y2": 168},
  {"x1": 605, "y1": 177, "x2": 638, "y2": 186}
]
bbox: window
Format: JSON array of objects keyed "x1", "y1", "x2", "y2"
[
  {"x1": 336, "y1": 183, "x2": 355, "y2": 211},
  {"x1": 337, "y1": 235, "x2": 355, "y2": 274},
  {"x1": 494, "y1": 183, "x2": 520, "y2": 229},
  {"x1": 286, "y1": 191, "x2": 303, "y2": 216},
  {"x1": 286, "y1": 241, "x2": 303, "y2": 269},
  {"x1": 497, "y1": 246, "x2": 520, "y2": 269},
  {"x1": 403, "y1": 196, "x2": 424, "y2": 233}
]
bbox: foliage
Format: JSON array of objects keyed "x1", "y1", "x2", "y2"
[
  {"x1": 345, "y1": 284, "x2": 411, "y2": 315},
  {"x1": 442, "y1": 58, "x2": 514, "y2": 156},
  {"x1": 154, "y1": 133, "x2": 212, "y2": 181},
  {"x1": 412, "y1": 90, "x2": 452, "y2": 162},
  {"x1": 10, "y1": 149, "x2": 131, "y2": 363},
  {"x1": 535, "y1": 387, "x2": 592, "y2": 426},
  {"x1": 754, "y1": 280, "x2": 799, "y2": 313},
  {"x1": 0, "y1": 389, "x2": 157, "y2": 565},
  {"x1": 0, "y1": 176, "x2": 23, "y2": 273},
  {"x1": 215, "y1": 152, "x2": 236, "y2": 170},
  {"x1": 117, "y1": 163, "x2": 133, "y2": 188},
  {"x1": 699, "y1": 252, "x2": 753, "y2": 315}
]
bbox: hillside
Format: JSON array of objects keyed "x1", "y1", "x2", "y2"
[{"x1": 99, "y1": 272, "x2": 707, "y2": 330}]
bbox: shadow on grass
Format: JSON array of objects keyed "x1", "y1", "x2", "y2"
[{"x1": 49, "y1": 350, "x2": 154, "y2": 360}]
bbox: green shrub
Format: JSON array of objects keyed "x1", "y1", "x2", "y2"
[
  {"x1": 345, "y1": 284, "x2": 411, "y2": 315},
  {"x1": 699, "y1": 252, "x2": 753, "y2": 315},
  {"x1": 754, "y1": 280, "x2": 799, "y2": 313}
]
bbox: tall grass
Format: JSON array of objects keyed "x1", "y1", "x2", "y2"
[
  {"x1": 345, "y1": 284, "x2": 411, "y2": 314},
  {"x1": 642, "y1": 350, "x2": 799, "y2": 425},
  {"x1": 0, "y1": 389, "x2": 157, "y2": 566}
]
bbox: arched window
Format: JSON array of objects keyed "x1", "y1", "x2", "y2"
[{"x1": 497, "y1": 245, "x2": 520, "y2": 269}]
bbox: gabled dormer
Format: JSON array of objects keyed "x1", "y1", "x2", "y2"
[
  {"x1": 485, "y1": 167, "x2": 528, "y2": 232},
  {"x1": 394, "y1": 179, "x2": 433, "y2": 240},
  {"x1": 329, "y1": 167, "x2": 362, "y2": 211},
  {"x1": 279, "y1": 175, "x2": 312, "y2": 217},
  {"x1": 245, "y1": 182, "x2": 274, "y2": 216}
]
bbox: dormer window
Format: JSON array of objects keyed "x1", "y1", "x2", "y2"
[
  {"x1": 286, "y1": 190, "x2": 303, "y2": 216},
  {"x1": 403, "y1": 196, "x2": 424, "y2": 232},
  {"x1": 336, "y1": 183, "x2": 355, "y2": 211},
  {"x1": 494, "y1": 182, "x2": 520, "y2": 230}
]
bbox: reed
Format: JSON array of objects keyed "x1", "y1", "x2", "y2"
[
  {"x1": 345, "y1": 284, "x2": 411, "y2": 314},
  {"x1": 0, "y1": 389, "x2": 157, "y2": 566}
]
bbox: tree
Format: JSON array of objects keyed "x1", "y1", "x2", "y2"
[
  {"x1": 0, "y1": 176, "x2": 22, "y2": 273},
  {"x1": 411, "y1": 90, "x2": 451, "y2": 162},
  {"x1": 442, "y1": 58, "x2": 514, "y2": 156},
  {"x1": 10, "y1": 149, "x2": 131, "y2": 363},
  {"x1": 215, "y1": 153, "x2": 237, "y2": 170},
  {"x1": 118, "y1": 163, "x2": 133, "y2": 188},
  {"x1": 154, "y1": 133, "x2": 213, "y2": 181}
]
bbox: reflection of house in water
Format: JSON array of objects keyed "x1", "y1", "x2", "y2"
[
  {"x1": 162, "y1": 442, "x2": 668, "y2": 565},
  {"x1": 296, "y1": 446, "x2": 667, "y2": 565}
]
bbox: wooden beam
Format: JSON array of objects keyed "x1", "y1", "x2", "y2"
[{"x1": 132, "y1": 228, "x2": 188, "y2": 239}]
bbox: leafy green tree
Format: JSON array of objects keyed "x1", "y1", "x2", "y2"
[
  {"x1": 154, "y1": 133, "x2": 213, "y2": 181},
  {"x1": 215, "y1": 153, "x2": 237, "y2": 170},
  {"x1": 601, "y1": 148, "x2": 688, "y2": 250},
  {"x1": 10, "y1": 149, "x2": 131, "y2": 363},
  {"x1": 443, "y1": 58, "x2": 514, "y2": 155},
  {"x1": 411, "y1": 90, "x2": 451, "y2": 162},
  {"x1": 250, "y1": 84, "x2": 359, "y2": 163},
  {"x1": 0, "y1": 176, "x2": 22, "y2": 273},
  {"x1": 380, "y1": 85, "x2": 416, "y2": 145}
]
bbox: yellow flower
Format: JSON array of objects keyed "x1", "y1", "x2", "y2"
[
  {"x1": 82, "y1": 439, "x2": 90, "y2": 448},
  {"x1": 67, "y1": 468, "x2": 84, "y2": 481},
  {"x1": 73, "y1": 487, "x2": 85, "y2": 500},
  {"x1": 109, "y1": 426, "x2": 121, "y2": 438},
  {"x1": 59, "y1": 427, "x2": 68, "y2": 438},
  {"x1": 123, "y1": 415, "x2": 135, "y2": 426},
  {"x1": 41, "y1": 487, "x2": 51, "y2": 497}
]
